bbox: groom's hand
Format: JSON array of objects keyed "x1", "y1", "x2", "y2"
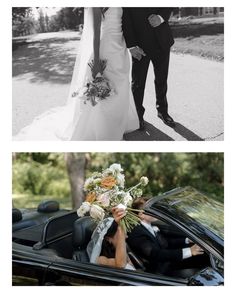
[
  {"x1": 148, "y1": 14, "x2": 163, "y2": 27},
  {"x1": 129, "y1": 46, "x2": 146, "y2": 61}
]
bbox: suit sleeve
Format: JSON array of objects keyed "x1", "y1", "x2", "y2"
[
  {"x1": 122, "y1": 8, "x2": 138, "y2": 48},
  {"x1": 166, "y1": 237, "x2": 187, "y2": 249},
  {"x1": 128, "y1": 229, "x2": 183, "y2": 264}
]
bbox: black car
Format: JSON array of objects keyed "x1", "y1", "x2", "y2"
[{"x1": 12, "y1": 187, "x2": 224, "y2": 286}]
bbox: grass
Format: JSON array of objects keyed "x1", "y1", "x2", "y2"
[
  {"x1": 171, "y1": 35, "x2": 224, "y2": 61},
  {"x1": 170, "y1": 17, "x2": 224, "y2": 61},
  {"x1": 12, "y1": 194, "x2": 72, "y2": 210}
]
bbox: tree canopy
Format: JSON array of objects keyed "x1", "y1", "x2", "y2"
[
  {"x1": 12, "y1": 153, "x2": 224, "y2": 209},
  {"x1": 12, "y1": 7, "x2": 84, "y2": 36}
]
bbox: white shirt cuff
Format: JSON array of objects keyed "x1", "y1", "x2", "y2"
[
  {"x1": 185, "y1": 237, "x2": 190, "y2": 244},
  {"x1": 157, "y1": 15, "x2": 165, "y2": 23},
  {"x1": 182, "y1": 247, "x2": 192, "y2": 259}
]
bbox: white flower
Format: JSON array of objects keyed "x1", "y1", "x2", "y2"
[
  {"x1": 116, "y1": 203, "x2": 127, "y2": 210},
  {"x1": 140, "y1": 176, "x2": 149, "y2": 186},
  {"x1": 90, "y1": 204, "x2": 105, "y2": 220},
  {"x1": 93, "y1": 178, "x2": 101, "y2": 185},
  {"x1": 116, "y1": 173, "x2": 125, "y2": 188},
  {"x1": 77, "y1": 202, "x2": 91, "y2": 217},
  {"x1": 122, "y1": 192, "x2": 133, "y2": 206},
  {"x1": 97, "y1": 192, "x2": 110, "y2": 207},
  {"x1": 84, "y1": 177, "x2": 95, "y2": 191},
  {"x1": 109, "y1": 163, "x2": 123, "y2": 175}
]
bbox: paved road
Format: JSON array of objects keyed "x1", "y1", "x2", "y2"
[{"x1": 12, "y1": 32, "x2": 224, "y2": 141}]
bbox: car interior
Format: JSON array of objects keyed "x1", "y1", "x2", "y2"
[{"x1": 12, "y1": 201, "x2": 212, "y2": 280}]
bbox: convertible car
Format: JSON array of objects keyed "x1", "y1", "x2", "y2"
[{"x1": 12, "y1": 186, "x2": 224, "y2": 286}]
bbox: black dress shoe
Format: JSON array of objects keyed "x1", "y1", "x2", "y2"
[
  {"x1": 139, "y1": 119, "x2": 145, "y2": 131},
  {"x1": 158, "y1": 112, "x2": 175, "y2": 127}
]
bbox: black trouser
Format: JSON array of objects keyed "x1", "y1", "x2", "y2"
[{"x1": 131, "y1": 50, "x2": 170, "y2": 121}]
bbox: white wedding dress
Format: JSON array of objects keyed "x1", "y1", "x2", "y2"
[{"x1": 14, "y1": 8, "x2": 139, "y2": 141}]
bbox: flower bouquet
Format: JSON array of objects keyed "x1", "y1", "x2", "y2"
[
  {"x1": 77, "y1": 163, "x2": 149, "y2": 233},
  {"x1": 72, "y1": 59, "x2": 115, "y2": 107}
]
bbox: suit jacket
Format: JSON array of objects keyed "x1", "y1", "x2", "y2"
[
  {"x1": 122, "y1": 7, "x2": 174, "y2": 58},
  {"x1": 127, "y1": 224, "x2": 187, "y2": 273}
]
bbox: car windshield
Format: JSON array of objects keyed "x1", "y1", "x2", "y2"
[{"x1": 153, "y1": 187, "x2": 224, "y2": 239}]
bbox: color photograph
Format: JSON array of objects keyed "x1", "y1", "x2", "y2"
[{"x1": 12, "y1": 152, "x2": 224, "y2": 286}]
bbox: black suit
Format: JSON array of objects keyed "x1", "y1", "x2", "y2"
[
  {"x1": 122, "y1": 8, "x2": 174, "y2": 121},
  {"x1": 127, "y1": 224, "x2": 187, "y2": 274}
]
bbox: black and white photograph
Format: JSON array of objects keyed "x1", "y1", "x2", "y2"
[{"x1": 12, "y1": 6, "x2": 224, "y2": 141}]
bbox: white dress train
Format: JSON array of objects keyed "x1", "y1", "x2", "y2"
[{"x1": 14, "y1": 8, "x2": 139, "y2": 141}]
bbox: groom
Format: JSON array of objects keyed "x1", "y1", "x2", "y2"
[{"x1": 122, "y1": 7, "x2": 175, "y2": 129}]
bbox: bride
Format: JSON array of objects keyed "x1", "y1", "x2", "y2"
[
  {"x1": 14, "y1": 7, "x2": 139, "y2": 141},
  {"x1": 87, "y1": 207, "x2": 135, "y2": 270}
]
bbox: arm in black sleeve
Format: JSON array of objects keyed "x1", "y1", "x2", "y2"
[
  {"x1": 128, "y1": 231, "x2": 183, "y2": 264},
  {"x1": 166, "y1": 237, "x2": 187, "y2": 249},
  {"x1": 122, "y1": 8, "x2": 138, "y2": 48},
  {"x1": 149, "y1": 241, "x2": 183, "y2": 263}
]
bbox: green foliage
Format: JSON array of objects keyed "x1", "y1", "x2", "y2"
[
  {"x1": 86, "y1": 153, "x2": 223, "y2": 202},
  {"x1": 13, "y1": 153, "x2": 70, "y2": 198},
  {"x1": 12, "y1": 153, "x2": 224, "y2": 209}
]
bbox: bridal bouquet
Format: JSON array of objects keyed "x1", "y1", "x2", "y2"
[
  {"x1": 77, "y1": 163, "x2": 149, "y2": 233},
  {"x1": 72, "y1": 60, "x2": 115, "y2": 107}
]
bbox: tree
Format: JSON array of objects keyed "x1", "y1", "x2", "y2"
[
  {"x1": 65, "y1": 153, "x2": 88, "y2": 209},
  {"x1": 12, "y1": 153, "x2": 224, "y2": 209},
  {"x1": 54, "y1": 7, "x2": 83, "y2": 31},
  {"x1": 12, "y1": 7, "x2": 36, "y2": 37},
  {"x1": 38, "y1": 8, "x2": 46, "y2": 33},
  {"x1": 12, "y1": 7, "x2": 32, "y2": 20},
  {"x1": 45, "y1": 14, "x2": 49, "y2": 32}
]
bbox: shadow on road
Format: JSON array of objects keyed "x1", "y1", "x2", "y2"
[
  {"x1": 173, "y1": 122, "x2": 204, "y2": 141},
  {"x1": 124, "y1": 121, "x2": 174, "y2": 141},
  {"x1": 124, "y1": 121, "x2": 204, "y2": 141},
  {"x1": 12, "y1": 37, "x2": 80, "y2": 84}
]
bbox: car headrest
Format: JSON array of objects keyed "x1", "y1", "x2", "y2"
[
  {"x1": 12, "y1": 208, "x2": 22, "y2": 223},
  {"x1": 37, "y1": 200, "x2": 59, "y2": 213},
  {"x1": 73, "y1": 216, "x2": 97, "y2": 249}
]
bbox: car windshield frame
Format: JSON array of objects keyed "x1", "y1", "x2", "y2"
[{"x1": 147, "y1": 187, "x2": 224, "y2": 240}]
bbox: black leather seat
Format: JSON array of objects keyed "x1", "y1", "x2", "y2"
[
  {"x1": 72, "y1": 216, "x2": 97, "y2": 262},
  {"x1": 12, "y1": 208, "x2": 22, "y2": 223}
]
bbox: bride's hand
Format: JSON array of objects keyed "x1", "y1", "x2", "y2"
[
  {"x1": 91, "y1": 59, "x2": 104, "y2": 78},
  {"x1": 111, "y1": 207, "x2": 126, "y2": 224},
  {"x1": 91, "y1": 59, "x2": 103, "y2": 78}
]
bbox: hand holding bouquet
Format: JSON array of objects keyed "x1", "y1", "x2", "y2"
[
  {"x1": 90, "y1": 59, "x2": 107, "y2": 79},
  {"x1": 72, "y1": 59, "x2": 115, "y2": 107},
  {"x1": 77, "y1": 163, "x2": 149, "y2": 233}
]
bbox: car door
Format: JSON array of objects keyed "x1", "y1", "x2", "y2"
[
  {"x1": 12, "y1": 243, "x2": 59, "y2": 286},
  {"x1": 46, "y1": 258, "x2": 188, "y2": 286}
]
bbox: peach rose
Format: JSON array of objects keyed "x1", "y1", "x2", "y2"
[
  {"x1": 85, "y1": 192, "x2": 96, "y2": 203},
  {"x1": 100, "y1": 176, "x2": 117, "y2": 189}
]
